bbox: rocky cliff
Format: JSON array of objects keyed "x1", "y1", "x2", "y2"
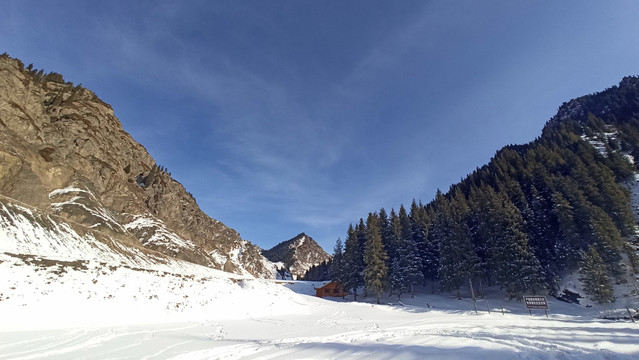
[
  {"x1": 0, "y1": 54, "x2": 275, "y2": 277},
  {"x1": 262, "y1": 233, "x2": 330, "y2": 279}
]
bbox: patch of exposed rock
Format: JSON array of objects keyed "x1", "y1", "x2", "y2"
[
  {"x1": 262, "y1": 233, "x2": 330, "y2": 279},
  {"x1": 0, "y1": 54, "x2": 273, "y2": 277}
]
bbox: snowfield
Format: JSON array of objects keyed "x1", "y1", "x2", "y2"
[
  {"x1": 1, "y1": 198, "x2": 638, "y2": 359},
  {"x1": 1, "y1": 251, "x2": 638, "y2": 360}
]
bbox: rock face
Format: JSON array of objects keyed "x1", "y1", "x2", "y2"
[
  {"x1": 0, "y1": 54, "x2": 274, "y2": 277},
  {"x1": 262, "y1": 233, "x2": 330, "y2": 279}
]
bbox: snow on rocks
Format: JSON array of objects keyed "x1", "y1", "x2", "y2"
[
  {"x1": 48, "y1": 186, "x2": 126, "y2": 233},
  {"x1": 0, "y1": 251, "x2": 298, "y2": 332},
  {"x1": 124, "y1": 215, "x2": 197, "y2": 253}
]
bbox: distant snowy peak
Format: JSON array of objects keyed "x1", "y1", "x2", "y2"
[{"x1": 262, "y1": 233, "x2": 330, "y2": 279}]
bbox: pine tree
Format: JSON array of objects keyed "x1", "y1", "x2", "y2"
[
  {"x1": 356, "y1": 219, "x2": 369, "y2": 297},
  {"x1": 551, "y1": 191, "x2": 583, "y2": 268},
  {"x1": 363, "y1": 212, "x2": 389, "y2": 304},
  {"x1": 589, "y1": 206, "x2": 624, "y2": 278},
  {"x1": 330, "y1": 238, "x2": 345, "y2": 286},
  {"x1": 422, "y1": 206, "x2": 440, "y2": 288},
  {"x1": 480, "y1": 188, "x2": 545, "y2": 298},
  {"x1": 580, "y1": 246, "x2": 615, "y2": 303},
  {"x1": 379, "y1": 208, "x2": 398, "y2": 295},
  {"x1": 388, "y1": 208, "x2": 404, "y2": 297},
  {"x1": 434, "y1": 190, "x2": 477, "y2": 299},
  {"x1": 404, "y1": 203, "x2": 425, "y2": 297},
  {"x1": 467, "y1": 184, "x2": 493, "y2": 289},
  {"x1": 389, "y1": 206, "x2": 412, "y2": 299},
  {"x1": 525, "y1": 184, "x2": 562, "y2": 289},
  {"x1": 343, "y1": 224, "x2": 365, "y2": 300},
  {"x1": 411, "y1": 202, "x2": 435, "y2": 286}
]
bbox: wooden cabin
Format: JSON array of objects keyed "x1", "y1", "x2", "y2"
[{"x1": 315, "y1": 282, "x2": 346, "y2": 298}]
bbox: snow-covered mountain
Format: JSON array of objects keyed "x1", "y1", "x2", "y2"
[
  {"x1": 262, "y1": 233, "x2": 331, "y2": 279},
  {"x1": 0, "y1": 54, "x2": 275, "y2": 278},
  {"x1": 0, "y1": 201, "x2": 302, "y2": 331}
]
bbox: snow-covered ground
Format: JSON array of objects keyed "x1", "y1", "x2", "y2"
[
  {"x1": 1, "y1": 195, "x2": 638, "y2": 359},
  {"x1": 1, "y1": 251, "x2": 638, "y2": 360}
]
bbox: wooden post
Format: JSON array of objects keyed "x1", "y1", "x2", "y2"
[
  {"x1": 501, "y1": 304, "x2": 505, "y2": 315},
  {"x1": 628, "y1": 307, "x2": 636, "y2": 323},
  {"x1": 469, "y1": 278, "x2": 476, "y2": 302},
  {"x1": 486, "y1": 301, "x2": 491, "y2": 314},
  {"x1": 469, "y1": 278, "x2": 477, "y2": 314}
]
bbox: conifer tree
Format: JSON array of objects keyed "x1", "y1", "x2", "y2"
[
  {"x1": 422, "y1": 206, "x2": 440, "y2": 287},
  {"x1": 330, "y1": 238, "x2": 345, "y2": 285},
  {"x1": 589, "y1": 206, "x2": 624, "y2": 278},
  {"x1": 378, "y1": 208, "x2": 394, "y2": 256},
  {"x1": 403, "y1": 203, "x2": 425, "y2": 297},
  {"x1": 488, "y1": 191, "x2": 545, "y2": 298},
  {"x1": 343, "y1": 224, "x2": 365, "y2": 300},
  {"x1": 412, "y1": 202, "x2": 435, "y2": 281},
  {"x1": 378, "y1": 208, "x2": 397, "y2": 293},
  {"x1": 387, "y1": 208, "x2": 403, "y2": 296},
  {"x1": 580, "y1": 246, "x2": 615, "y2": 303},
  {"x1": 434, "y1": 190, "x2": 477, "y2": 299},
  {"x1": 356, "y1": 219, "x2": 369, "y2": 297},
  {"x1": 364, "y1": 212, "x2": 389, "y2": 304},
  {"x1": 467, "y1": 184, "x2": 493, "y2": 288},
  {"x1": 357, "y1": 218, "x2": 368, "y2": 250},
  {"x1": 389, "y1": 206, "x2": 412, "y2": 299},
  {"x1": 552, "y1": 191, "x2": 583, "y2": 268},
  {"x1": 468, "y1": 185, "x2": 544, "y2": 295},
  {"x1": 525, "y1": 184, "x2": 562, "y2": 288}
]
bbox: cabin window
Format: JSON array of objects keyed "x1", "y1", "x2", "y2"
[
  {"x1": 324, "y1": 288, "x2": 330, "y2": 294},
  {"x1": 333, "y1": 289, "x2": 339, "y2": 293}
]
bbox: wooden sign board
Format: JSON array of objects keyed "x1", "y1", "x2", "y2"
[
  {"x1": 524, "y1": 296, "x2": 548, "y2": 309},
  {"x1": 525, "y1": 296, "x2": 549, "y2": 317}
]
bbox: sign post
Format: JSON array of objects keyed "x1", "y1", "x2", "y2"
[{"x1": 524, "y1": 296, "x2": 549, "y2": 318}]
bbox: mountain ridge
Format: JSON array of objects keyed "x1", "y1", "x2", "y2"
[
  {"x1": 333, "y1": 75, "x2": 639, "y2": 302},
  {"x1": 0, "y1": 53, "x2": 275, "y2": 277},
  {"x1": 262, "y1": 232, "x2": 331, "y2": 279}
]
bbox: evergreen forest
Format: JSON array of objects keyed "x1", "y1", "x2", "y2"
[{"x1": 323, "y1": 76, "x2": 639, "y2": 304}]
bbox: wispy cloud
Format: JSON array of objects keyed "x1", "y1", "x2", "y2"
[{"x1": 13, "y1": 1, "x2": 635, "y2": 251}]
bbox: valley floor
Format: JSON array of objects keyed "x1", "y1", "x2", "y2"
[
  {"x1": 1, "y1": 253, "x2": 638, "y2": 359},
  {"x1": 2, "y1": 295, "x2": 639, "y2": 359}
]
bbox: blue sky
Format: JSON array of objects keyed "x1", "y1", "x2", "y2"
[{"x1": 3, "y1": 1, "x2": 639, "y2": 251}]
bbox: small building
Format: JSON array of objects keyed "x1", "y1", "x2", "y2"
[{"x1": 315, "y1": 282, "x2": 346, "y2": 298}]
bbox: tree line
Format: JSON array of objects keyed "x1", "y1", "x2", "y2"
[{"x1": 327, "y1": 79, "x2": 639, "y2": 304}]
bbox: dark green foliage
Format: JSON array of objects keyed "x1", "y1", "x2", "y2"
[
  {"x1": 329, "y1": 238, "x2": 346, "y2": 285},
  {"x1": 388, "y1": 205, "x2": 424, "y2": 299},
  {"x1": 380, "y1": 208, "x2": 400, "y2": 295},
  {"x1": 302, "y1": 261, "x2": 330, "y2": 281},
  {"x1": 623, "y1": 243, "x2": 639, "y2": 273},
  {"x1": 363, "y1": 213, "x2": 389, "y2": 304},
  {"x1": 481, "y1": 189, "x2": 544, "y2": 298},
  {"x1": 422, "y1": 207, "x2": 440, "y2": 286},
  {"x1": 340, "y1": 76, "x2": 639, "y2": 301},
  {"x1": 580, "y1": 246, "x2": 615, "y2": 303},
  {"x1": 343, "y1": 224, "x2": 365, "y2": 300},
  {"x1": 433, "y1": 190, "x2": 478, "y2": 298}
]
